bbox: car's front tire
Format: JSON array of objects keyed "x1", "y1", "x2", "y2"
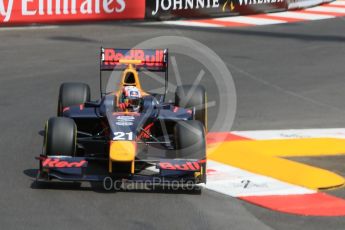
[
  {"x1": 43, "y1": 117, "x2": 77, "y2": 156},
  {"x1": 57, "y1": 82, "x2": 90, "y2": 116},
  {"x1": 174, "y1": 120, "x2": 206, "y2": 159},
  {"x1": 175, "y1": 85, "x2": 207, "y2": 132}
]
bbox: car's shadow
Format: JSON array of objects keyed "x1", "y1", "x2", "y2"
[{"x1": 23, "y1": 169, "x2": 202, "y2": 195}]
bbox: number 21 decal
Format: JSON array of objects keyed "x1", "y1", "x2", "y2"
[{"x1": 113, "y1": 132, "x2": 134, "y2": 140}]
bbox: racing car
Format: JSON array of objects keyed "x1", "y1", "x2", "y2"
[{"x1": 36, "y1": 48, "x2": 207, "y2": 188}]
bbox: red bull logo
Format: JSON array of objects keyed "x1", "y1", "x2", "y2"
[
  {"x1": 42, "y1": 158, "x2": 87, "y2": 168},
  {"x1": 159, "y1": 161, "x2": 202, "y2": 171},
  {"x1": 103, "y1": 49, "x2": 165, "y2": 67}
]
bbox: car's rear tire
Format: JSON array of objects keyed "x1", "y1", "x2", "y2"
[
  {"x1": 44, "y1": 117, "x2": 77, "y2": 156},
  {"x1": 175, "y1": 85, "x2": 207, "y2": 132},
  {"x1": 57, "y1": 82, "x2": 90, "y2": 116},
  {"x1": 174, "y1": 120, "x2": 206, "y2": 159}
]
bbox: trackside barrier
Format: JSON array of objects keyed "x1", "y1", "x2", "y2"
[
  {"x1": 0, "y1": 0, "x2": 336, "y2": 26},
  {"x1": 146, "y1": 0, "x2": 288, "y2": 19},
  {"x1": 146, "y1": 0, "x2": 336, "y2": 19}
]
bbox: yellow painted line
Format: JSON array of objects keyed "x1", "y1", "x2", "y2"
[
  {"x1": 207, "y1": 142, "x2": 345, "y2": 190},
  {"x1": 209, "y1": 138, "x2": 345, "y2": 157}
]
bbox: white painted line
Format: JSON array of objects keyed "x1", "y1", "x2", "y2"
[
  {"x1": 306, "y1": 6, "x2": 345, "y2": 13},
  {"x1": 0, "y1": 25, "x2": 60, "y2": 31},
  {"x1": 288, "y1": 0, "x2": 323, "y2": 9},
  {"x1": 206, "y1": 160, "x2": 314, "y2": 197},
  {"x1": 269, "y1": 11, "x2": 335, "y2": 20},
  {"x1": 215, "y1": 16, "x2": 286, "y2": 25},
  {"x1": 330, "y1": 1, "x2": 345, "y2": 6},
  {"x1": 162, "y1": 21, "x2": 222, "y2": 27},
  {"x1": 231, "y1": 128, "x2": 345, "y2": 140}
]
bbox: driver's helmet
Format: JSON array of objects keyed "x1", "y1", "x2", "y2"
[{"x1": 120, "y1": 86, "x2": 142, "y2": 112}]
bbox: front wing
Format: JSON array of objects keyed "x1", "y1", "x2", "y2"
[{"x1": 36, "y1": 156, "x2": 206, "y2": 185}]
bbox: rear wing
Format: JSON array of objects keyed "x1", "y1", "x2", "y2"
[
  {"x1": 99, "y1": 48, "x2": 169, "y2": 100},
  {"x1": 100, "y1": 48, "x2": 168, "y2": 72}
]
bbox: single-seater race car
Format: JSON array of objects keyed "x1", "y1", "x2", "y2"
[{"x1": 36, "y1": 48, "x2": 207, "y2": 189}]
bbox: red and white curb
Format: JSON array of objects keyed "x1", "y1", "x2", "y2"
[
  {"x1": 158, "y1": 0, "x2": 345, "y2": 28},
  {"x1": 232, "y1": 128, "x2": 345, "y2": 140},
  {"x1": 206, "y1": 160, "x2": 345, "y2": 216},
  {"x1": 205, "y1": 128, "x2": 345, "y2": 216},
  {"x1": 206, "y1": 160, "x2": 314, "y2": 197}
]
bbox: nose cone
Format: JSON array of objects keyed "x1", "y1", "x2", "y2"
[{"x1": 109, "y1": 141, "x2": 136, "y2": 162}]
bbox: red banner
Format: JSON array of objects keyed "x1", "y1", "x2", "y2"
[{"x1": 0, "y1": 0, "x2": 145, "y2": 25}]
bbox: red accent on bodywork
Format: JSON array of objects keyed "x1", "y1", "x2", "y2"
[
  {"x1": 42, "y1": 158, "x2": 87, "y2": 168},
  {"x1": 173, "y1": 106, "x2": 179, "y2": 113},
  {"x1": 118, "y1": 103, "x2": 127, "y2": 111},
  {"x1": 144, "y1": 123, "x2": 153, "y2": 131},
  {"x1": 63, "y1": 107, "x2": 70, "y2": 113},
  {"x1": 137, "y1": 123, "x2": 154, "y2": 140},
  {"x1": 79, "y1": 104, "x2": 84, "y2": 110}
]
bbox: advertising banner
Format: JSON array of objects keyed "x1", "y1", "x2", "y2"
[
  {"x1": 146, "y1": 0, "x2": 287, "y2": 19},
  {"x1": 0, "y1": 0, "x2": 145, "y2": 25}
]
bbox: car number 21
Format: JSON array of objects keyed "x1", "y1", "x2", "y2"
[{"x1": 113, "y1": 132, "x2": 134, "y2": 140}]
